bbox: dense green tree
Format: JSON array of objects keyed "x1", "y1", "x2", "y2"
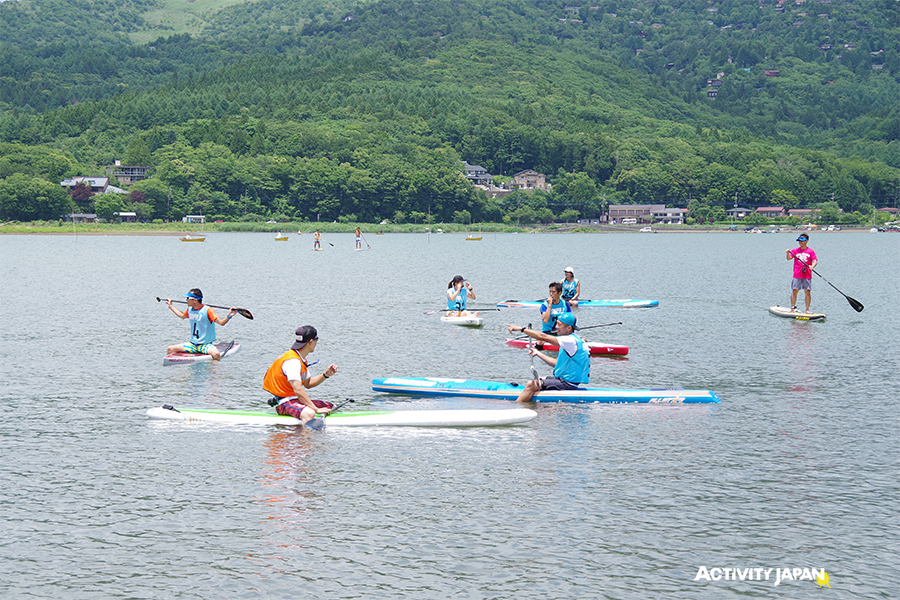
[{"x1": 0, "y1": 174, "x2": 73, "y2": 220}]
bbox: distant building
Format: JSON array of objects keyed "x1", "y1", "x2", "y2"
[
  {"x1": 756, "y1": 206, "x2": 785, "y2": 218},
  {"x1": 652, "y1": 207, "x2": 686, "y2": 224},
  {"x1": 113, "y1": 211, "x2": 137, "y2": 223},
  {"x1": 60, "y1": 176, "x2": 127, "y2": 195},
  {"x1": 63, "y1": 213, "x2": 98, "y2": 223},
  {"x1": 106, "y1": 162, "x2": 154, "y2": 185},
  {"x1": 608, "y1": 204, "x2": 664, "y2": 224},
  {"x1": 183, "y1": 215, "x2": 206, "y2": 224},
  {"x1": 726, "y1": 207, "x2": 755, "y2": 219},
  {"x1": 510, "y1": 169, "x2": 548, "y2": 191},
  {"x1": 764, "y1": 70, "x2": 780, "y2": 77},
  {"x1": 463, "y1": 161, "x2": 493, "y2": 186}
]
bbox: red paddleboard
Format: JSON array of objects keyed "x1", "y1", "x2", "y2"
[{"x1": 505, "y1": 339, "x2": 628, "y2": 356}]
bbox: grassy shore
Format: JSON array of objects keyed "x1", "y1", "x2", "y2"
[{"x1": 0, "y1": 220, "x2": 874, "y2": 235}]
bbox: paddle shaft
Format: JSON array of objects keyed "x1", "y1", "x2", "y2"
[
  {"x1": 789, "y1": 252, "x2": 863, "y2": 312},
  {"x1": 510, "y1": 321, "x2": 622, "y2": 340},
  {"x1": 157, "y1": 297, "x2": 254, "y2": 320}
]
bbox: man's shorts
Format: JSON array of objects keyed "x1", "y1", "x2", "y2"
[
  {"x1": 791, "y1": 278, "x2": 812, "y2": 290},
  {"x1": 276, "y1": 398, "x2": 335, "y2": 420},
  {"x1": 541, "y1": 377, "x2": 582, "y2": 391},
  {"x1": 181, "y1": 342, "x2": 214, "y2": 354}
]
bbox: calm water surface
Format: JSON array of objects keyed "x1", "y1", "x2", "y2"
[{"x1": 1, "y1": 231, "x2": 897, "y2": 599}]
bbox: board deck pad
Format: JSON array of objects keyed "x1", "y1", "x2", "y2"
[{"x1": 163, "y1": 342, "x2": 241, "y2": 365}]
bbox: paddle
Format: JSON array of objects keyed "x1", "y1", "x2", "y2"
[
  {"x1": 157, "y1": 297, "x2": 254, "y2": 320},
  {"x1": 510, "y1": 321, "x2": 622, "y2": 340},
  {"x1": 360, "y1": 233, "x2": 371, "y2": 249},
  {"x1": 305, "y1": 398, "x2": 356, "y2": 431},
  {"x1": 527, "y1": 323, "x2": 540, "y2": 384},
  {"x1": 424, "y1": 308, "x2": 501, "y2": 315},
  {"x1": 789, "y1": 252, "x2": 864, "y2": 312}
]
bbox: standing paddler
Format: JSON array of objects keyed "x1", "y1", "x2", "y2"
[{"x1": 786, "y1": 233, "x2": 817, "y2": 313}]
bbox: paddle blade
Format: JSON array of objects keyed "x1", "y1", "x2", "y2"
[
  {"x1": 847, "y1": 297, "x2": 864, "y2": 312},
  {"x1": 304, "y1": 418, "x2": 325, "y2": 431},
  {"x1": 236, "y1": 308, "x2": 254, "y2": 320}
]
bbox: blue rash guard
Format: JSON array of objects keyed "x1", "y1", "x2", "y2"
[
  {"x1": 447, "y1": 287, "x2": 468, "y2": 311},
  {"x1": 540, "y1": 299, "x2": 571, "y2": 332},
  {"x1": 561, "y1": 278, "x2": 579, "y2": 300},
  {"x1": 553, "y1": 335, "x2": 590, "y2": 384},
  {"x1": 188, "y1": 305, "x2": 216, "y2": 344}
]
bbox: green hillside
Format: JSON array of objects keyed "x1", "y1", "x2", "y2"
[{"x1": 1, "y1": 0, "x2": 898, "y2": 224}]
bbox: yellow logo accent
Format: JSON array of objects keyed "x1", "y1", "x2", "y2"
[{"x1": 815, "y1": 571, "x2": 830, "y2": 588}]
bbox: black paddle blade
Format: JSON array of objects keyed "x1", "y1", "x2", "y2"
[
  {"x1": 847, "y1": 297, "x2": 864, "y2": 312},
  {"x1": 236, "y1": 308, "x2": 254, "y2": 320},
  {"x1": 304, "y1": 418, "x2": 325, "y2": 431}
]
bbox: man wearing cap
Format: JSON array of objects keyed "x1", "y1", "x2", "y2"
[
  {"x1": 786, "y1": 234, "x2": 817, "y2": 313},
  {"x1": 505, "y1": 313, "x2": 590, "y2": 403},
  {"x1": 166, "y1": 288, "x2": 237, "y2": 360},
  {"x1": 263, "y1": 326, "x2": 338, "y2": 427},
  {"x1": 560, "y1": 267, "x2": 581, "y2": 307}
]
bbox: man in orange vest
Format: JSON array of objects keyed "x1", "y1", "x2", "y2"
[{"x1": 263, "y1": 325, "x2": 338, "y2": 429}]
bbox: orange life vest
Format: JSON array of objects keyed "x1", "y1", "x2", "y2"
[{"x1": 263, "y1": 350, "x2": 308, "y2": 398}]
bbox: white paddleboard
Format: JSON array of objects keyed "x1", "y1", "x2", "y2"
[
  {"x1": 163, "y1": 342, "x2": 241, "y2": 365},
  {"x1": 768, "y1": 306, "x2": 826, "y2": 321},
  {"x1": 146, "y1": 406, "x2": 536, "y2": 427},
  {"x1": 440, "y1": 314, "x2": 484, "y2": 327}
]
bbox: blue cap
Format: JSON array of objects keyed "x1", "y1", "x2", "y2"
[
  {"x1": 796, "y1": 234, "x2": 809, "y2": 241},
  {"x1": 183, "y1": 292, "x2": 202, "y2": 300},
  {"x1": 557, "y1": 313, "x2": 576, "y2": 327}
]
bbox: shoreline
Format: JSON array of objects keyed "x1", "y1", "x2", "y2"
[{"x1": 0, "y1": 224, "x2": 882, "y2": 236}]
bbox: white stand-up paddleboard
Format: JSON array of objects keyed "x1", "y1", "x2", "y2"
[
  {"x1": 768, "y1": 306, "x2": 826, "y2": 321},
  {"x1": 146, "y1": 406, "x2": 536, "y2": 427},
  {"x1": 440, "y1": 314, "x2": 483, "y2": 327},
  {"x1": 163, "y1": 342, "x2": 241, "y2": 365}
]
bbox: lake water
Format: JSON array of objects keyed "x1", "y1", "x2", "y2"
[{"x1": 0, "y1": 230, "x2": 897, "y2": 599}]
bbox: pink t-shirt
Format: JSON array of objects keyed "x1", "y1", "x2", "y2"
[{"x1": 791, "y1": 247, "x2": 817, "y2": 279}]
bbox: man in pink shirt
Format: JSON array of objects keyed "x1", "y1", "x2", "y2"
[{"x1": 786, "y1": 233, "x2": 818, "y2": 313}]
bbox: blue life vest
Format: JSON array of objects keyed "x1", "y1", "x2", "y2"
[
  {"x1": 448, "y1": 287, "x2": 468, "y2": 311},
  {"x1": 540, "y1": 299, "x2": 570, "y2": 332},
  {"x1": 188, "y1": 305, "x2": 216, "y2": 344},
  {"x1": 554, "y1": 335, "x2": 590, "y2": 384},
  {"x1": 561, "y1": 278, "x2": 579, "y2": 299}
]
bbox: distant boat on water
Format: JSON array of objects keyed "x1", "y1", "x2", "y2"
[{"x1": 180, "y1": 235, "x2": 205, "y2": 242}]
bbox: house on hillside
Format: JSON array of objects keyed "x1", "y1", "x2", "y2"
[
  {"x1": 60, "y1": 176, "x2": 127, "y2": 195},
  {"x1": 463, "y1": 161, "x2": 494, "y2": 186},
  {"x1": 756, "y1": 206, "x2": 785, "y2": 218},
  {"x1": 106, "y1": 162, "x2": 154, "y2": 185},
  {"x1": 510, "y1": 169, "x2": 549, "y2": 191}
]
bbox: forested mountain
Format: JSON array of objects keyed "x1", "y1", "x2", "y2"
[{"x1": 1, "y1": 0, "x2": 898, "y2": 224}]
